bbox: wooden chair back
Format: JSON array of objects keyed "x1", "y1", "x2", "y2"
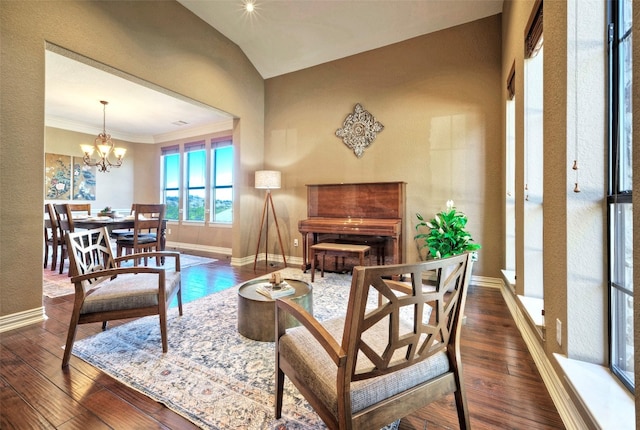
[
  {"x1": 275, "y1": 253, "x2": 473, "y2": 429},
  {"x1": 343, "y1": 254, "x2": 471, "y2": 381},
  {"x1": 54, "y1": 203, "x2": 91, "y2": 234},
  {"x1": 65, "y1": 227, "x2": 116, "y2": 284},
  {"x1": 132, "y1": 203, "x2": 165, "y2": 248},
  {"x1": 116, "y1": 203, "x2": 166, "y2": 264},
  {"x1": 62, "y1": 226, "x2": 182, "y2": 367},
  {"x1": 44, "y1": 203, "x2": 61, "y2": 270}
]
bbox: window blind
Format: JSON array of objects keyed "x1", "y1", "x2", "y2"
[{"x1": 525, "y1": 1, "x2": 543, "y2": 58}]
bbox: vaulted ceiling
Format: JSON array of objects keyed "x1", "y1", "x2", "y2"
[{"x1": 45, "y1": 1, "x2": 503, "y2": 143}]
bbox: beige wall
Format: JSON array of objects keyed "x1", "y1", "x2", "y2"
[
  {"x1": 0, "y1": 0, "x2": 264, "y2": 318},
  {"x1": 502, "y1": 0, "x2": 640, "y2": 425},
  {"x1": 264, "y1": 15, "x2": 503, "y2": 278},
  {"x1": 44, "y1": 127, "x2": 136, "y2": 211}
]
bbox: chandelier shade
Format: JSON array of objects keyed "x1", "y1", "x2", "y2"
[{"x1": 81, "y1": 100, "x2": 126, "y2": 172}]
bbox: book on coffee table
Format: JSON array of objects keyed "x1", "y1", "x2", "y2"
[{"x1": 256, "y1": 282, "x2": 295, "y2": 299}]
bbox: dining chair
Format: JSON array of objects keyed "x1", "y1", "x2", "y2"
[
  {"x1": 62, "y1": 227, "x2": 182, "y2": 368},
  {"x1": 44, "y1": 203, "x2": 63, "y2": 271},
  {"x1": 116, "y1": 203, "x2": 165, "y2": 266},
  {"x1": 53, "y1": 203, "x2": 92, "y2": 274},
  {"x1": 110, "y1": 203, "x2": 135, "y2": 239},
  {"x1": 275, "y1": 253, "x2": 473, "y2": 430}
]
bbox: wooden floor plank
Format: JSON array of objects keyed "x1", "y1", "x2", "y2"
[
  {"x1": 1, "y1": 382, "x2": 56, "y2": 430},
  {"x1": 1, "y1": 260, "x2": 565, "y2": 429}
]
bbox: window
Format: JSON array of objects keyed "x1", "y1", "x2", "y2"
[
  {"x1": 608, "y1": 0, "x2": 633, "y2": 392},
  {"x1": 211, "y1": 141, "x2": 233, "y2": 223},
  {"x1": 185, "y1": 142, "x2": 206, "y2": 221},
  {"x1": 505, "y1": 64, "x2": 516, "y2": 273},
  {"x1": 523, "y1": 0, "x2": 544, "y2": 301},
  {"x1": 161, "y1": 145, "x2": 180, "y2": 220},
  {"x1": 160, "y1": 136, "x2": 234, "y2": 224}
]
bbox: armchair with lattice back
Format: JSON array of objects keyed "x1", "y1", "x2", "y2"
[
  {"x1": 61, "y1": 226, "x2": 182, "y2": 368},
  {"x1": 275, "y1": 253, "x2": 473, "y2": 429}
]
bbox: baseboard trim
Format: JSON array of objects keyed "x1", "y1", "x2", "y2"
[
  {"x1": 500, "y1": 282, "x2": 589, "y2": 430},
  {"x1": 165, "y1": 241, "x2": 230, "y2": 256},
  {"x1": 0, "y1": 306, "x2": 46, "y2": 333}
]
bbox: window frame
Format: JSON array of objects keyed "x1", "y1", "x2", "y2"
[
  {"x1": 210, "y1": 139, "x2": 233, "y2": 224},
  {"x1": 161, "y1": 145, "x2": 180, "y2": 221},
  {"x1": 184, "y1": 141, "x2": 207, "y2": 222},
  {"x1": 607, "y1": 0, "x2": 634, "y2": 393}
]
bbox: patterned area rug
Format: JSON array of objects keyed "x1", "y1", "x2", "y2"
[
  {"x1": 71, "y1": 267, "x2": 400, "y2": 430},
  {"x1": 43, "y1": 253, "x2": 217, "y2": 298}
]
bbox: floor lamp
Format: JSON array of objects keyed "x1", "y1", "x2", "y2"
[{"x1": 253, "y1": 170, "x2": 287, "y2": 270}]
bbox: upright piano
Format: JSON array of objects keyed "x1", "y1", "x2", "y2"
[{"x1": 298, "y1": 182, "x2": 405, "y2": 271}]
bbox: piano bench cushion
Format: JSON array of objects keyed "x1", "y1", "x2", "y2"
[
  {"x1": 310, "y1": 243, "x2": 371, "y2": 281},
  {"x1": 311, "y1": 243, "x2": 371, "y2": 254}
]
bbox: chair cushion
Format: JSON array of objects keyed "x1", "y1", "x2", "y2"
[
  {"x1": 80, "y1": 271, "x2": 180, "y2": 314},
  {"x1": 279, "y1": 316, "x2": 450, "y2": 417},
  {"x1": 116, "y1": 234, "x2": 157, "y2": 245}
]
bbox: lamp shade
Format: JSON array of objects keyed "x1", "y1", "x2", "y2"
[{"x1": 255, "y1": 170, "x2": 281, "y2": 189}]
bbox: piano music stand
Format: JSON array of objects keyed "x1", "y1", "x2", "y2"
[{"x1": 253, "y1": 171, "x2": 287, "y2": 270}]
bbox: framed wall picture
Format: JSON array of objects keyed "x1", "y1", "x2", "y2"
[
  {"x1": 45, "y1": 153, "x2": 72, "y2": 200},
  {"x1": 72, "y1": 158, "x2": 96, "y2": 200}
]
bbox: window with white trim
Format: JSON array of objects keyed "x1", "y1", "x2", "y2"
[
  {"x1": 608, "y1": 0, "x2": 633, "y2": 392},
  {"x1": 185, "y1": 141, "x2": 206, "y2": 221},
  {"x1": 160, "y1": 136, "x2": 234, "y2": 224},
  {"x1": 211, "y1": 140, "x2": 233, "y2": 223},
  {"x1": 161, "y1": 145, "x2": 180, "y2": 221}
]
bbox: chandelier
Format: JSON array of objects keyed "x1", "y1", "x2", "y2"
[{"x1": 80, "y1": 100, "x2": 126, "y2": 172}]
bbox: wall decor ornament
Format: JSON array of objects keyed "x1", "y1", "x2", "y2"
[{"x1": 335, "y1": 103, "x2": 384, "y2": 158}]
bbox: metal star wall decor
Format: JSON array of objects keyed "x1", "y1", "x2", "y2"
[{"x1": 335, "y1": 103, "x2": 384, "y2": 158}]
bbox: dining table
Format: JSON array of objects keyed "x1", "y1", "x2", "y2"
[
  {"x1": 74, "y1": 216, "x2": 168, "y2": 251},
  {"x1": 45, "y1": 215, "x2": 168, "y2": 251}
]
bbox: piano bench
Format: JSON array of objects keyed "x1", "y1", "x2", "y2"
[
  {"x1": 336, "y1": 237, "x2": 386, "y2": 265},
  {"x1": 310, "y1": 243, "x2": 371, "y2": 282}
]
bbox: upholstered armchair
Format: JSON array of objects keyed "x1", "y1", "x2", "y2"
[
  {"x1": 62, "y1": 227, "x2": 182, "y2": 368},
  {"x1": 275, "y1": 253, "x2": 473, "y2": 429}
]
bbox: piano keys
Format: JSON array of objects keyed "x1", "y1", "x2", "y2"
[{"x1": 298, "y1": 182, "x2": 405, "y2": 271}]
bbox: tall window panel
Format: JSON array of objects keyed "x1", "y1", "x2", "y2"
[
  {"x1": 161, "y1": 145, "x2": 180, "y2": 221},
  {"x1": 608, "y1": 0, "x2": 633, "y2": 392},
  {"x1": 185, "y1": 142, "x2": 206, "y2": 221},
  {"x1": 211, "y1": 141, "x2": 233, "y2": 223},
  {"x1": 505, "y1": 65, "x2": 516, "y2": 274},
  {"x1": 523, "y1": 1, "x2": 544, "y2": 301}
]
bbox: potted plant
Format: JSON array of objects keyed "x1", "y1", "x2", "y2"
[
  {"x1": 415, "y1": 200, "x2": 481, "y2": 260},
  {"x1": 99, "y1": 206, "x2": 113, "y2": 217}
]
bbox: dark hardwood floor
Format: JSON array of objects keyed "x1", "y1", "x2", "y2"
[{"x1": 1, "y1": 257, "x2": 565, "y2": 429}]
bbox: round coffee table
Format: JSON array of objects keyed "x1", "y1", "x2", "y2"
[{"x1": 237, "y1": 278, "x2": 313, "y2": 342}]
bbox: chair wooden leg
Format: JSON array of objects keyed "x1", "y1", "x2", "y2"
[
  {"x1": 62, "y1": 314, "x2": 80, "y2": 367},
  {"x1": 159, "y1": 308, "x2": 168, "y2": 353},
  {"x1": 275, "y1": 364, "x2": 285, "y2": 418},
  {"x1": 451, "y1": 352, "x2": 471, "y2": 430},
  {"x1": 59, "y1": 247, "x2": 67, "y2": 274},
  {"x1": 177, "y1": 286, "x2": 183, "y2": 316},
  {"x1": 51, "y1": 244, "x2": 58, "y2": 271}
]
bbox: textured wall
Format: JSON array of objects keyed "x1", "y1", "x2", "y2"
[
  {"x1": 0, "y1": 0, "x2": 264, "y2": 318},
  {"x1": 265, "y1": 15, "x2": 503, "y2": 278}
]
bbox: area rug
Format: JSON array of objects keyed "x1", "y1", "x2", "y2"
[
  {"x1": 43, "y1": 253, "x2": 218, "y2": 298},
  {"x1": 71, "y1": 267, "x2": 400, "y2": 430}
]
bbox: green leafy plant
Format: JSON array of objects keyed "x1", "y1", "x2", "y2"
[{"x1": 415, "y1": 200, "x2": 481, "y2": 259}]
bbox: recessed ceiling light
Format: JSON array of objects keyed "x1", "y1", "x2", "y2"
[{"x1": 244, "y1": 1, "x2": 255, "y2": 13}]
